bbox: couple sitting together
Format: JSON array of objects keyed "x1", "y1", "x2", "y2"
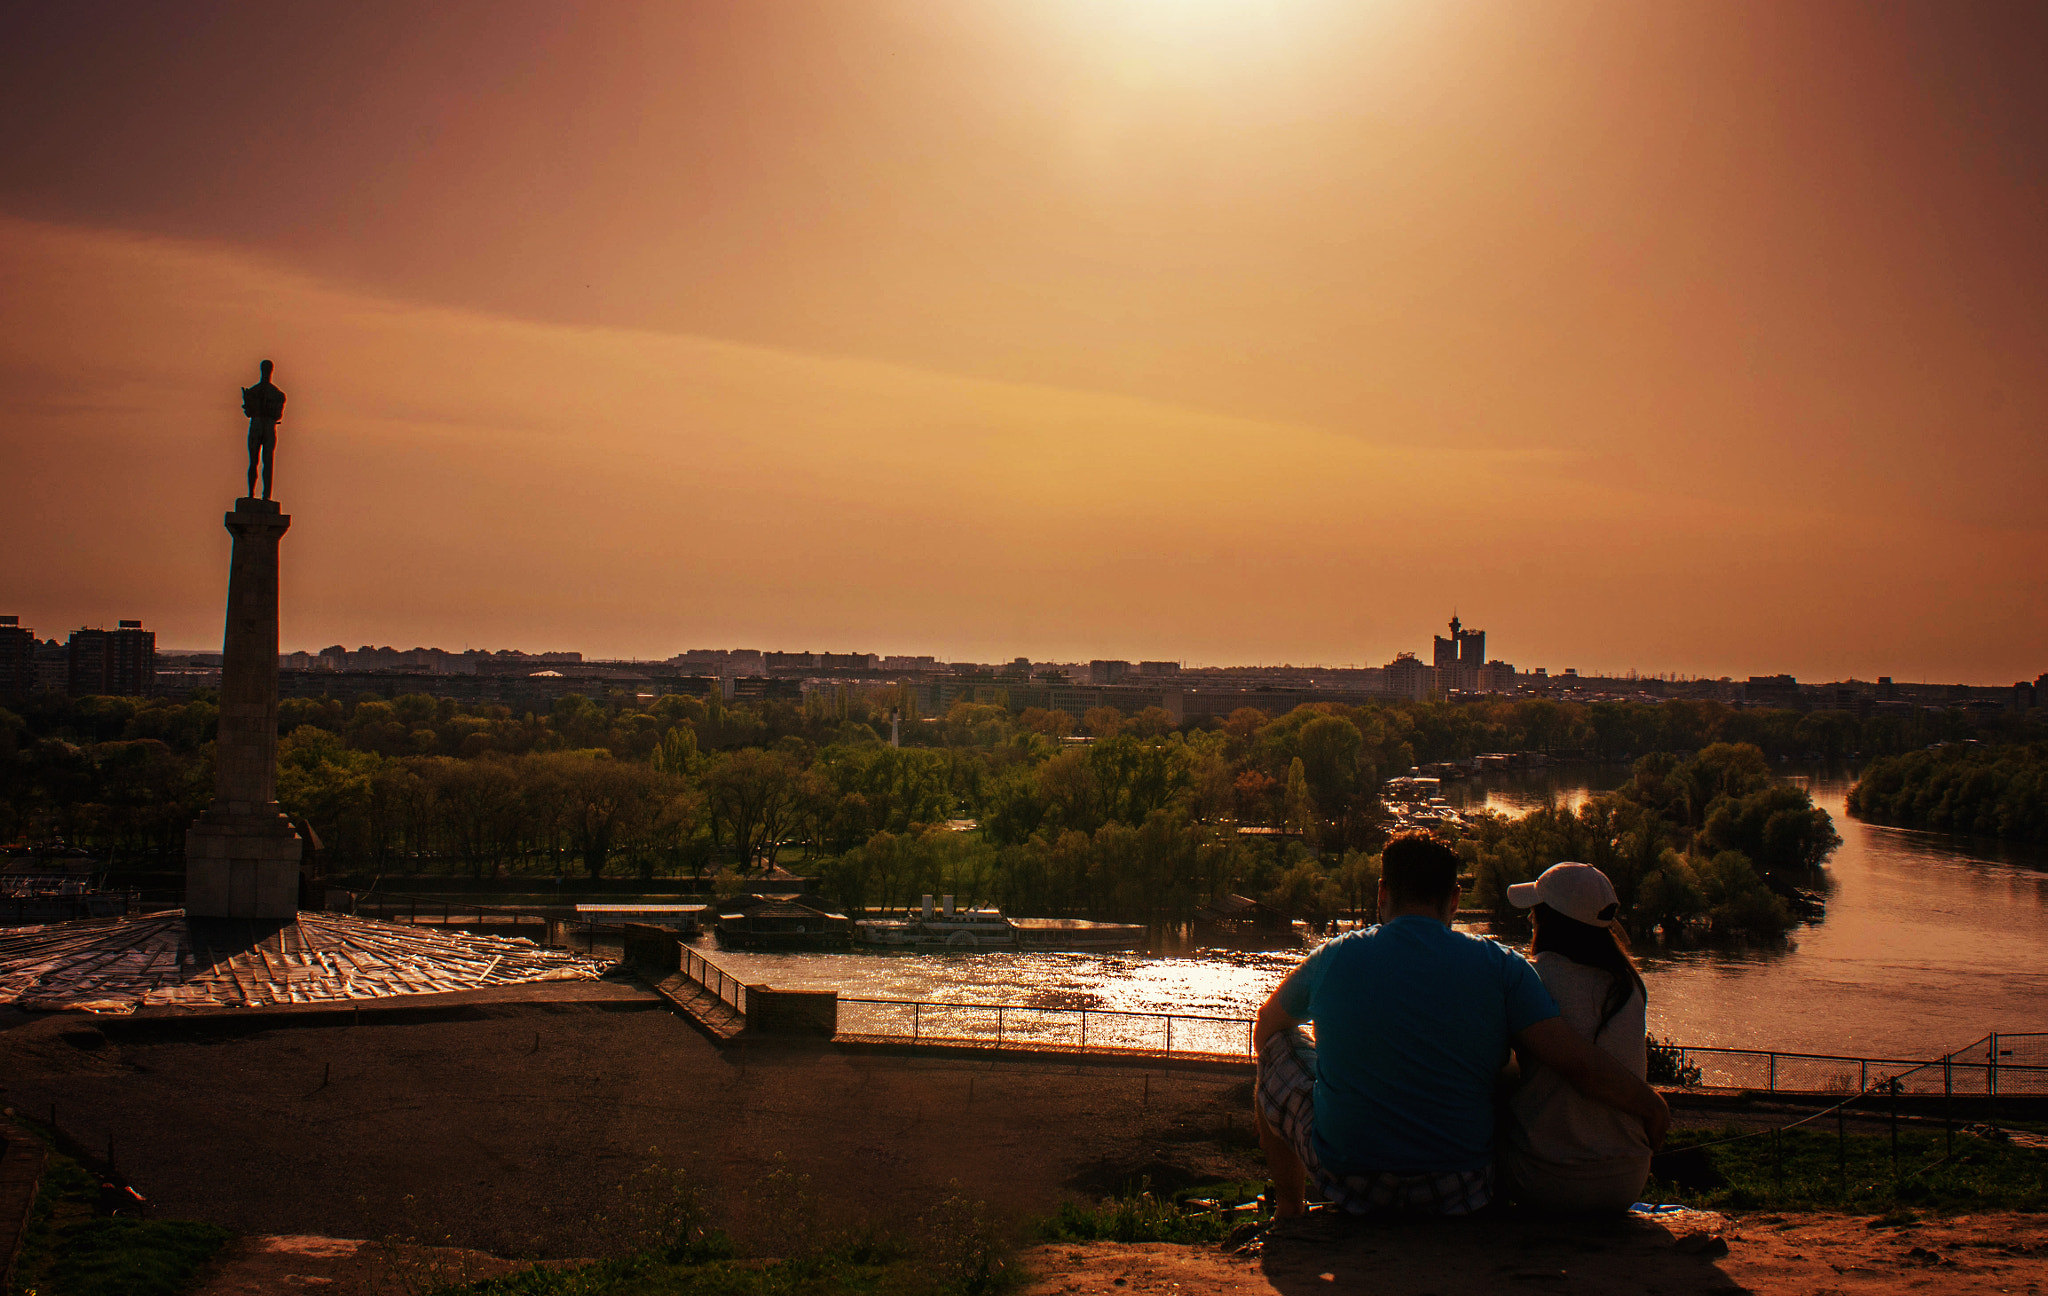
[{"x1": 1254, "y1": 832, "x2": 1669, "y2": 1217}]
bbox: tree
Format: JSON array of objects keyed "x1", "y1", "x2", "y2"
[
  {"x1": 1081, "y1": 706, "x2": 1125, "y2": 738},
  {"x1": 1283, "y1": 757, "x2": 1313, "y2": 837},
  {"x1": 535, "y1": 751, "x2": 669, "y2": 878},
  {"x1": 703, "y1": 748, "x2": 800, "y2": 869}
]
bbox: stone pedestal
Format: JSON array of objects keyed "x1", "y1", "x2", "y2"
[{"x1": 185, "y1": 498, "x2": 302, "y2": 919}]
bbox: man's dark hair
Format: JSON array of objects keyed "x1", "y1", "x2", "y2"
[{"x1": 1380, "y1": 831, "x2": 1463, "y2": 908}]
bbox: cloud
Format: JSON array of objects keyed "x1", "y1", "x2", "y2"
[{"x1": 0, "y1": 217, "x2": 2037, "y2": 680}]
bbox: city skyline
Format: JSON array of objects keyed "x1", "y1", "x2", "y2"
[{"x1": 4, "y1": 2, "x2": 2045, "y2": 685}]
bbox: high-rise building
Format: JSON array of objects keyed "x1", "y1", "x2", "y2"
[
  {"x1": 1429, "y1": 615, "x2": 1489, "y2": 690},
  {"x1": 67, "y1": 619, "x2": 157, "y2": 697},
  {"x1": 0, "y1": 615, "x2": 34, "y2": 702},
  {"x1": 1432, "y1": 615, "x2": 1485, "y2": 672}
]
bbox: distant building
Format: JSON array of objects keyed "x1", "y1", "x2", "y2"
[
  {"x1": 67, "y1": 619, "x2": 156, "y2": 697},
  {"x1": 1744, "y1": 674, "x2": 1801, "y2": 707},
  {"x1": 1429, "y1": 615, "x2": 1492, "y2": 691},
  {"x1": 1383, "y1": 652, "x2": 1432, "y2": 701},
  {"x1": 1088, "y1": 660, "x2": 1130, "y2": 686},
  {"x1": 32, "y1": 640, "x2": 68, "y2": 695},
  {"x1": 1136, "y1": 661, "x2": 1181, "y2": 677},
  {"x1": 0, "y1": 616, "x2": 34, "y2": 702},
  {"x1": 815, "y1": 652, "x2": 879, "y2": 671},
  {"x1": 880, "y1": 655, "x2": 939, "y2": 672}
]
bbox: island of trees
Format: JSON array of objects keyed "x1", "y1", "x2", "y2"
[
  {"x1": 1848, "y1": 742, "x2": 2048, "y2": 846},
  {"x1": 3, "y1": 683, "x2": 2017, "y2": 941}
]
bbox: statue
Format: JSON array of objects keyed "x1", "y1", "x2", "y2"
[{"x1": 239, "y1": 359, "x2": 288, "y2": 500}]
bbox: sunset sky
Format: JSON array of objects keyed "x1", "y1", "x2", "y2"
[{"x1": 2, "y1": 1, "x2": 2043, "y2": 682}]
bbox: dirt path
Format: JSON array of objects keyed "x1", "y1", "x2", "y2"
[
  {"x1": 1022, "y1": 1211, "x2": 2048, "y2": 1296},
  {"x1": 184, "y1": 1213, "x2": 2048, "y2": 1296}
]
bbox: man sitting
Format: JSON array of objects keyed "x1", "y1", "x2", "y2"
[{"x1": 1253, "y1": 832, "x2": 1668, "y2": 1216}]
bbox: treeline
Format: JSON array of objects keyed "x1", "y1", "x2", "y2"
[
  {"x1": 1469, "y1": 743, "x2": 1841, "y2": 940},
  {"x1": 1848, "y1": 743, "x2": 2048, "y2": 846},
  {"x1": 0, "y1": 689, "x2": 1868, "y2": 933}
]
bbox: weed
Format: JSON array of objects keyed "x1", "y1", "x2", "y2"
[
  {"x1": 12, "y1": 1153, "x2": 230, "y2": 1296},
  {"x1": 1644, "y1": 1126, "x2": 2048, "y2": 1214}
]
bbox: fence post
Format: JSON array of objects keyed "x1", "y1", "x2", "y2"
[
  {"x1": 1769, "y1": 1053, "x2": 1776, "y2": 1094},
  {"x1": 1080, "y1": 1010, "x2": 1088, "y2": 1052},
  {"x1": 1944, "y1": 1054, "x2": 1954, "y2": 1157},
  {"x1": 913, "y1": 1001, "x2": 920, "y2": 1044},
  {"x1": 1166, "y1": 1016, "x2": 1174, "y2": 1057},
  {"x1": 1836, "y1": 1102, "x2": 1847, "y2": 1200},
  {"x1": 1860, "y1": 1059, "x2": 1867, "y2": 1093},
  {"x1": 1890, "y1": 1078, "x2": 1900, "y2": 1182},
  {"x1": 997, "y1": 1006, "x2": 1004, "y2": 1048},
  {"x1": 1988, "y1": 1033, "x2": 1999, "y2": 1110}
]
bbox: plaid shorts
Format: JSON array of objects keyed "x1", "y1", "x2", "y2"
[{"x1": 1255, "y1": 1027, "x2": 1494, "y2": 1215}]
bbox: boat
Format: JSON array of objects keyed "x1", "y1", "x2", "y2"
[
  {"x1": 715, "y1": 893, "x2": 853, "y2": 950},
  {"x1": 1007, "y1": 917, "x2": 1146, "y2": 951},
  {"x1": 854, "y1": 894, "x2": 1016, "y2": 949}
]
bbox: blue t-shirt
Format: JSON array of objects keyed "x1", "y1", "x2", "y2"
[{"x1": 1275, "y1": 916, "x2": 1559, "y2": 1175}]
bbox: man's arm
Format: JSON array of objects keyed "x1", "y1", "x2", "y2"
[
  {"x1": 1253, "y1": 981, "x2": 1303, "y2": 1051},
  {"x1": 1514, "y1": 1017, "x2": 1671, "y2": 1148}
]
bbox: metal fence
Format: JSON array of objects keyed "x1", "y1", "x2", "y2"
[
  {"x1": 681, "y1": 946, "x2": 748, "y2": 1017},
  {"x1": 1668, "y1": 1032, "x2": 2048, "y2": 1096},
  {"x1": 353, "y1": 893, "x2": 552, "y2": 934},
  {"x1": 834, "y1": 998, "x2": 2048, "y2": 1092},
  {"x1": 839, "y1": 998, "x2": 1255, "y2": 1060}
]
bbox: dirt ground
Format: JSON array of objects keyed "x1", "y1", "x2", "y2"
[
  {"x1": 6, "y1": 982, "x2": 2045, "y2": 1296},
  {"x1": 0, "y1": 981, "x2": 1258, "y2": 1257},
  {"x1": 1025, "y1": 1211, "x2": 2047, "y2": 1296},
  {"x1": 185, "y1": 1212, "x2": 2048, "y2": 1296}
]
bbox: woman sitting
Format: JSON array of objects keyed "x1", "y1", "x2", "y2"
[{"x1": 1500, "y1": 862, "x2": 1653, "y2": 1212}]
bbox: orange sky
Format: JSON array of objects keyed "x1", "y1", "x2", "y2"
[{"x1": 2, "y1": 1, "x2": 2043, "y2": 681}]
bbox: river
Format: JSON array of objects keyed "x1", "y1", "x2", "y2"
[{"x1": 693, "y1": 768, "x2": 2048, "y2": 1060}]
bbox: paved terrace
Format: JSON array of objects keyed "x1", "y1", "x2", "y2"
[{"x1": 0, "y1": 910, "x2": 611, "y2": 1014}]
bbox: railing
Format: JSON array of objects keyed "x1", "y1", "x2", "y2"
[
  {"x1": 354, "y1": 892, "x2": 552, "y2": 933},
  {"x1": 833, "y1": 1000, "x2": 2048, "y2": 1091},
  {"x1": 838, "y1": 998, "x2": 1254, "y2": 1061},
  {"x1": 681, "y1": 945, "x2": 748, "y2": 1017},
  {"x1": 1667, "y1": 1032, "x2": 2048, "y2": 1096}
]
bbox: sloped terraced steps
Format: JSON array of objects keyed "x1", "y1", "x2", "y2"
[{"x1": 0, "y1": 910, "x2": 612, "y2": 1015}]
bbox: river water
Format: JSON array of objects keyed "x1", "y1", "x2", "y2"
[{"x1": 695, "y1": 769, "x2": 2048, "y2": 1061}]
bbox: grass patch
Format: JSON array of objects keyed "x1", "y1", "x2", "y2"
[
  {"x1": 1040, "y1": 1178, "x2": 1267, "y2": 1245},
  {"x1": 1645, "y1": 1125, "x2": 2048, "y2": 1214},
  {"x1": 431, "y1": 1173, "x2": 1017, "y2": 1296},
  {"x1": 12, "y1": 1151, "x2": 231, "y2": 1296}
]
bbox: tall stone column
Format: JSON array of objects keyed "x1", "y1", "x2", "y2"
[{"x1": 185, "y1": 497, "x2": 303, "y2": 919}]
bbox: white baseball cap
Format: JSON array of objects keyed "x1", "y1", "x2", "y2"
[{"x1": 1506, "y1": 862, "x2": 1620, "y2": 928}]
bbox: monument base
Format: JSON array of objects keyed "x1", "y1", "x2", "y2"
[{"x1": 185, "y1": 806, "x2": 303, "y2": 920}]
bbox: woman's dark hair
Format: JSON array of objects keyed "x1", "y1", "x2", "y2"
[{"x1": 1530, "y1": 902, "x2": 1645, "y2": 1037}]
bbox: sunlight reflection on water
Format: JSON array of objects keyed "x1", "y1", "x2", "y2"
[{"x1": 695, "y1": 770, "x2": 2048, "y2": 1058}]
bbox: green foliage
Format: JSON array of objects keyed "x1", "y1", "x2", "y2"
[
  {"x1": 433, "y1": 1168, "x2": 1016, "y2": 1296},
  {"x1": 1646, "y1": 1034, "x2": 1702, "y2": 1086},
  {"x1": 14, "y1": 684, "x2": 1993, "y2": 925},
  {"x1": 1849, "y1": 742, "x2": 2048, "y2": 845},
  {"x1": 14, "y1": 1149, "x2": 232, "y2": 1296},
  {"x1": 1039, "y1": 1179, "x2": 1263, "y2": 1245},
  {"x1": 1469, "y1": 744, "x2": 1827, "y2": 940},
  {"x1": 1645, "y1": 1125, "x2": 2048, "y2": 1214}
]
